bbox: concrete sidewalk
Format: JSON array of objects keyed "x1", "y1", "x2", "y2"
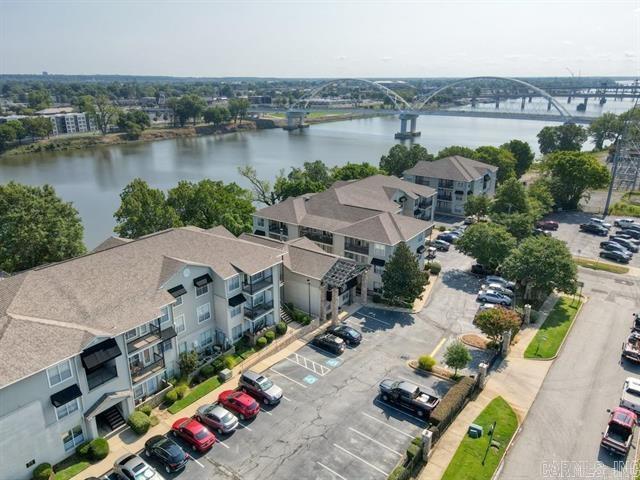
[{"x1": 418, "y1": 294, "x2": 560, "y2": 480}]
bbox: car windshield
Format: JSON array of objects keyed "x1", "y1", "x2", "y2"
[
  {"x1": 257, "y1": 377, "x2": 273, "y2": 390},
  {"x1": 132, "y1": 464, "x2": 155, "y2": 480},
  {"x1": 220, "y1": 412, "x2": 235, "y2": 423},
  {"x1": 194, "y1": 428, "x2": 210, "y2": 440}
]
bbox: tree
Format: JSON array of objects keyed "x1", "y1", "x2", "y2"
[
  {"x1": 0, "y1": 182, "x2": 86, "y2": 273},
  {"x1": 527, "y1": 179, "x2": 555, "y2": 219},
  {"x1": 456, "y1": 223, "x2": 517, "y2": 270},
  {"x1": 464, "y1": 194, "x2": 491, "y2": 217},
  {"x1": 21, "y1": 117, "x2": 53, "y2": 139},
  {"x1": 176, "y1": 94, "x2": 206, "y2": 126},
  {"x1": 228, "y1": 98, "x2": 250, "y2": 124},
  {"x1": 330, "y1": 162, "x2": 381, "y2": 181},
  {"x1": 203, "y1": 106, "x2": 231, "y2": 126},
  {"x1": 537, "y1": 124, "x2": 588, "y2": 154},
  {"x1": 273, "y1": 160, "x2": 332, "y2": 200},
  {"x1": 501, "y1": 139, "x2": 534, "y2": 177},
  {"x1": 588, "y1": 112, "x2": 621, "y2": 150},
  {"x1": 491, "y1": 212, "x2": 535, "y2": 241},
  {"x1": 492, "y1": 178, "x2": 529, "y2": 214},
  {"x1": 114, "y1": 179, "x2": 181, "y2": 238},
  {"x1": 474, "y1": 146, "x2": 517, "y2": 183},
  {"x1": 238, "y1": 165, "x2": 280, "y2": 205},
  {"x1": 474, "y1": 307, "x2": 521, "y2": 345},
  {"x1": 83, "y1": 95, "x2": 119, "y2": 134},
  {"x1": 379, "y1": 144, "x2": 433, "y2": 177},
  {"x1": 443, "y1": 340, "x2": 472, "y2": 376},
  {"x1": 501, "y1": 236, "x2": 577, "y2": 300},
  {"x1": 117, "y1": 110, "x2": 151, "y2": 139},
  {"x1": 540, "y1": 151, "x2": 610, "y2": 209},
  {"x1": 0, "y1": 123, "x2": 17, "y2": 152},
  {"x1": 381, "y1": 242, "x2": 429, "y2": 307},
  {"x1": 5, "y1": 120, "x2": 26, "y2": 144},
  {"x1": 436, "y1": 145, "x2": 476, "y2": 159},
  {"x1": 166, "y1": 179, "x2": 255, "y2": 236},
  {"x1": 178, "y1": 351, "x2": 199, "y2": 376},
  {"x1": 27, "y1": 89, "x2": 51, "y2": 110}
]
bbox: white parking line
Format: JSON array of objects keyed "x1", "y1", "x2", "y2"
[
  {"x1": 373, "y1": 399, "x2": 428, "y2": 425},
  {"x1": 361, "y1": 412, "x2": 414, "y2": 438},
  {"x1": 238, "y1": 422, "x2": 253, "y2": 432},
  {"x1": 358, "y1": 312, "x2": 392, "y2": 327},
  {"x1": 348, "y1": 427, "x2": 403, "y2": 456},
  {"x1": 269, "y1": 368, "x2": 308, "y2": 389},
  {"x1": 282, "y1": 395, "x2": 292, "y2": 402},
  {"x1": 345, "y1": 319, "x2": 376, "y2": 332},
  {"x1": 317, "y1": 461, "x2": 348, "y2": 480},
  {"x1": 286, "y1": 353, "x2": 331, "y2": 376},
  {"x1": 333, "y1": 444, "x2": 389, "y2": 477},
  {"x1": 217, "y1": 440, "x2": 230, "y2": 449},
  {"x1": 191, "y1": 457, "x2": 205, "y2": 468},
  {"x1": 260, "y1": 408, "x2": 273, "y2": 415}
]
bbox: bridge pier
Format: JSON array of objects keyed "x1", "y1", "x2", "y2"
[
  {"x1": 395, "y1": 113, "x2": 421, "y2": 140},
  {"x1": 547, "y1": 98, "x2": 552, "y2": 111},
  {"x1": 283, "y1": 111, "x2": 309, "y2": 131},
  {"x1": 521, "y1": 97, "x2": 526, "y2": 110}
]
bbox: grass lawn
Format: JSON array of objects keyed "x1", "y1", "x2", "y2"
[
  {"x1": 53, "y1": 454, "x2": 90, "y2": 480},
  {"x1": 168, "y1": 376, "x2": 222, "y2": 414},
  {"x1": 574, "y1": 257, "x2": 629, "y2": 275},
  {"x1": 441, "y1": 396, "x2": 518, "y2": 480},
  {"x1": 524, "y1": 297, "x2": 582, "y2": 359}
]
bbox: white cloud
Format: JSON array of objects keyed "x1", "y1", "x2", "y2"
[
  {"x1": 625, "y1": 51, "x2": 637, "y2": 58},
  {"x1": 381, "y1": 56, "x2": 392, "y2": 63}
]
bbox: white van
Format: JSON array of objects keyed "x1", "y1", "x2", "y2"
[{"x1": 620, "y1": 377, "x2": 640, "y2": 414}]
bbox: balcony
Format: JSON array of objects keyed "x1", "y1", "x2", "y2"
[
  {"x1": 299, "y1": 227, "x2": 333, "y2": 245},
  {"x1": 242, "y1": 277, "x2": 273, "y2": 295},
  {"x1": 130, "y1": 353, "x2": 165, "y2": 384},
  {"x1": 127, "y1": 325, "x2": 177, "y2": 353},
  {"x1": 87, "y1": 364, "x2": 119, "y2": 391},
  {"x1": 344, "y1": 240, "x2": 369, "y2": 255},
  {"x1": 268, "y1": 222, "x2": 288, "y2": 236},
  {"x1": 244, "y1": 300, "x2": 274, "y2": 320}
]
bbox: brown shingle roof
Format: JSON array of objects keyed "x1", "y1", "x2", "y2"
[
  {"x1": 336, "y1": 211, "x2": 426, "y2": 244},
  {"x1": 403, "y1": 156, "x2": 498, "y2": 182}
]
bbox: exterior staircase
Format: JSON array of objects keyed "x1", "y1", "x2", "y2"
[
  {"x1": 102, "y1": 405, "x2": 125, "y2": 430},
  {"x1": 280, "y1": 307, "x2": 293, "y2": 324}
]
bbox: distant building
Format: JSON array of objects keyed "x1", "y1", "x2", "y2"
[
  {"x1": 48, "y1": 113, "x2": 97, "y2": 136},
  {"x1": 249, "y1": 95, "x2": 272, "y2": 105},
  {"x1": 403, "y1": 156, "x2": 498, "y2": 215}
]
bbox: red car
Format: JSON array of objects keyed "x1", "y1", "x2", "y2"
[
  {"x1": 218, "y1": 390, "x2": 260, "y2": 420},
  {"x1": 171, "y1": 417, "x2": 216, "y2": 452},
  {"x1": 536, "y1": 220, "x2": 559, "y2": 231}
]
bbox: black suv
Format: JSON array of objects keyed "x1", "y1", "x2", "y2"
[
  {"x1": 600, "y1": 250, "x2": 631, "y2": 264},
  {"x1": 471, "y1": 264, "x2": 492, "y2": 276},
  {"x1": 238, "y1": 370, "x2": 283, "y2": 405},
  {"x1": 326, "y1": 324, "x2": 362, "y2": 346},
  {"x1": 143, "y1": 435, "x2": 188, "y2": 473},
  {"x1": 312, "y1": 333, "x2": 345, "y2": 354},
  {"x1": 580, "y1": 223, "x2": 608, "y2": 236}
]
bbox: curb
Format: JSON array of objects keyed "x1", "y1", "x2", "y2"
[{"x1": 407, "y1": 360, "x2": 456, "y2": 383}]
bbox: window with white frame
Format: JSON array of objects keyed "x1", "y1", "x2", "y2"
[
  {"x1": 55, "y1": 398, "x2": 79, "y2": 421},
  {"x1": 178, "y1": 341, "x2": 187, "y2": 355},
  {"x1": 229, "y1": 304, "x2": 242, "y2": 318},
  {"x1": 227, "y1": 275, "x2": 240, "y2": 292},
  {"x1": 197, "y1": 303, "x2": 211, "y2": 323},
  {"x1": 232, "y1": 324, "x2": 243, "y2": 340},
  {"x1": 196, "y1": 284, "x2": 209, "y2": 297},
  {"x1": 174, "y1": 314, "x2": 185, "y2": 333},
  {"x1": 125, "y1": 329, "x2": 137, "y2": 341},
  {"x1": 256, "y1": 217, "x2": 265, "y2": 227},
  {"x1": 159, "y1": 306, "x2": 170, "y2": 325},
  {"x1": 373, "y1": 243, "x2": 386, "y2": 258},
  {"x1": 374, "y1": 264, "x2": 384, "y2": 275},
  {"x1": 47, "y1": 360, "x2": 72, "y2": 387},
  {"x1": 133, "y1": 384, "x2": 144, "y2": 400},
  {"x1": 199, "y1": 329, "x2": 213, "y2": 346},
  {"x1": 162, "y1": 339, "x2": 173, "y2": 352},
  {"x1": 174, "y1": 295, "x2": 183, "y2": 307},
  {"x1": 62, "y1": 425, "x2": 84, "y2": 452}
]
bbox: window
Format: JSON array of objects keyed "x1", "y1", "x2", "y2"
[
  {"x1": 199, "y1": 329, "x2": 213, "y2": 346},
  {"x1": 174, "y1": 295, "x2": 183, "y2": 307},
  {"x1": 47, "y1": 360, "x2": 72, "y2": 387},
  {"x1": 179, "y1": 342, "x2": 187, "y2": 355},
  {"x1": 125, "y1": 329, "x2": 137, "y2": 341},
  {"x1": 139, "y1": 323, "x2": 149, "y2": 335},
  {"x1": 374, "y1": 264, "x2": 384, "y2": 275},
  {"x1": 228, "y1": 275, "x2": 240, "y2": 292},
  {"x1": 229, "y1": 304, "x2": 242, "y2": 318},
  {"x1": 232, "y1": 324, "x2": 243, "y2": 340},
  {"x1": 133, "y1": 384, "x2": 144, "y2": 400},
  {"x1": 55, "y1": 398, "x2": 79, "y2": 421},
  {"x1": 162, "y1": 339, "x2": 173, "y2": 352},
  {"x1": 373, "y1": 243, "x2": 386, "y2": 257},
  {"x1": 197, "y1": 303, "x2": 211, "y2": 323},
  {"x1": 175, "y1": 314, "x2": 186, "y2": 333},
  {"x1": 256, "y1": 217, "x2": 265, "y2": 227},
  {"x1": 159, "y1": 306, "x2": 170, "y2": 325},
  {"x1": 62, "y1": 425, "x2": 84, "y2": 452},
  {"x1": 196, "y1": 284, "x2": 209, "y2": 297}
]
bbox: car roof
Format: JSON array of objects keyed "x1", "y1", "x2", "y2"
[
  {"x1": 233, "y1": 391, "x2": 256, "y2": 406},
  {"x1": 182, "y1": 418, "x2": 205, "y2": 434},
  {"x1": 241, "y1": 370, "x2": 264, "y2": 382}
]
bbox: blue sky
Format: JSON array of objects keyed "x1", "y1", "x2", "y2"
[{"x1": 1, "y1": 0, "x2": 639, "y2": 77}]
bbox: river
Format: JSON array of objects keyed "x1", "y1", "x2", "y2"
[{"x1": 0, "y1": 110, "x2": 623, "y2": 248}]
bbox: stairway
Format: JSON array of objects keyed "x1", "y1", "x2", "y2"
[
  {"x1": 280, "y1": 307, "x2": 293, "y2": 324},
  {"x1": 102, "y1": 405, "x2": 125, "y2": 430}
]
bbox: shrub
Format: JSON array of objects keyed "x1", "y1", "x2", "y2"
[
  {"x1": 175, "y1": 384, "x2": 189, "y2": 399},
  {"x1": 418, "y1": 355, "x2": 437, "y2": 371},
  {"x1": 200, "y1": 364, "x2": 216, "y2": 378},
  {"x1": 406, "y1": 442, "x2": 421, "y2": 461},
  {"x1": 212, "y1": 358, "x2": 224, "y2": 373},
  {"x1": 265, "y1": 330, "x2": 276, "y2": 343},
  {"x1": 138, "y1": 404, "x2": 152, "y2": 416},
  {"x1": 164, "y1": 388, "x2": 178, "y2": 405},
  {"x1": 256, "y1": 336, "x2": 268, "y2": 349},
  {"x1": 76, "y1": 440, "x2": 91, "y2": 458},
  {"x1": 32, "y1": 463, "x2": 53, "y2": 480},
  {"x1": 127, "y1": 411, "x2": 151, "y2": 435},
  {"x1": 388, "y1": 465, "x2": 406, "y2": 480},
  {"x1": 411, "y1": 436, "x2": 422, "y2": 447},
  {"x1": 438, "y1": 225, "x2": 447, "y2": 232},
  {"x1": 429, "y1": 261, "x2": 442, "y2": 275},
  {"x1": 88, "y1": 437, "x2": 109, "y2": 460},
  {"x1": 275, "y1": 321, "x2": 288, "y2": 336},
  {"x1": 430, "y1": 376, "x2": 476, "y2": 428},
  {"x1": 223, "y1": 355, "x2": 236, "y2": 370},
  {"x1": 372, "y1": 294, "x2": 382, "y2": 303},
  {"x1": 178, "y1": 350, "x2": 199, "y2": 376}
]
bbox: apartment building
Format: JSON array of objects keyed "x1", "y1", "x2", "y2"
[
  {"x1": 48, "y1": 112, "x2": 97, "y2": 136},
  {"x1": 0, "y1": 226, "x2": 283, "y2": 480},
  {"x1": 252, "y1": 175, "x2": 436, "y2": 293},
  {"x1": 402, "y1": 156, "x2": 498, "y2": 215}
]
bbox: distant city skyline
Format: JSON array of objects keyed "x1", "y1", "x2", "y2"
[{"x1": 1, "y1": 0, "x2": 639, "y2": 78}]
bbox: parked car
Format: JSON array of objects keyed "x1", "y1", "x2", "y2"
[
  {"x1": 622, "y1": 224, "x2": 640, "y2": 233},
  {"x1": 326, "y1": 324, "x2": 362, "y2": 346},
  {"x1": 618, "y1": 228, "x2": 640, "y2": 240},
  {"x1": 477, "y1": 303, "x2": 497, "y2": 312},
  {"x1": 615, "y1": 218, "x2": 636, "y2": 229},
  {"x1": 477, "y1": 290, "x2": 512, "y2": 306},
  {"x1": 580, "y1": 223, "x2": 609, "y2": 236},
  {"x1": 610, "y1": 236, "x2": 640, "y2": 252},
  {"x1": 600, "y1": 241, "x2": 631, "y2": 254},
  {"x1": 471, "y1": 263, "x2": 493, "y2": 276},
  {"x1": 622, "y1": 331, "x2": 640, "y2": 363},
  {"x1": 532, "y1": 228, "x2": 551, "y2": 237},
  {"x1": 218, "y1": 390, "x2": 260, "y2": 420},
  {"x1": 114, "y1": 454, "x2": 165, "y2": 480},
  {"x1": 195, "y1": 403, "x2": 239, "y2": 434},
  {"x1": 590, "y1": 218, "x2": 612, "y2": 229},
  {"x1": 620, "y1": 377, "x2": 640, "y2": 415},
  {"x1": 239, "y1": 370, "x2": 283, "y2": 405},
  {"x1": 144, "y1": 435, "x2": 188, "y2": 474},
  {"x1": 481, "y1": 283, "x2": 514, "y2": 297},
  {"x1": 600, "y1": 250, "x2": 631, "y2": 264},
  {"x1": 378, "y1": 379, "x2": 440, "y2": 418},
  {"x1": 437, "y1": 233, "x2": 458, "y2": 244},
  {"x1": 536, "y1": 220, "x2": 559, "y2": 231},
  {"x1": 485, "y1": 275, "x2": 516, "y2": 290},
  {"x1": 432, "y1": 239, "x2": 450, "y2": 251},
  {"x1": 426, "y1": 246, "x2": 437, "y2": 259},
  {"x1": 312, "y1": 333, "x2": 346, "y2": 354},
  {"x1": 464, "y1": 216, "x2": 477, "y2": 225},
  {"x1": 601, "y1": 407, "x2": 636, "y2": 456},
  {"x1": 171, "y1": 417, "x2": 216, "y2": 453}
]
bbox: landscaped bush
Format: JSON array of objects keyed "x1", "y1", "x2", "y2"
[
  {"x1": 32, "y1": 463, "x2": 53, "y2": 480},
  {"x1": 430, "y1": 376, "x2": 476, "y2": 428},
  {"x1": 388, "y1": 465, "x2": 406, "y2": 480},
  {"x1": 418, "y1": 355, "x2": 437, "y2": 371},
  {"x1": 77, "y1": 440, "x2": 91, "y2": 458},
  {"x1": 406, "y1": 442, "x2": 421, "y2": 461},
  {"x1": 175, "y1": 384, "x2": 189, "y2": 399},
  {"x1": 212, "y1": 358, "x2": 224, "y2": 373},
  {"x1": 164, "y1": 388, "x2": 178, "y2": 405},
  {"x1": 438, "y1": 225, "x2": 447, "y2": 232},
  {"x1": 200, "y1": 364, "x2": 216, "y2": 378},
  {"x1": 223, "y1": 355, "x2": 236, "y2": 370},
  {"x1": 127, "y1": 411, "x2": 151, "y2": 435},
  {"x1": 138, "y1": 404, "x2": 152, "y2": 416},
  {"x1": 256, "y1": 336, "x2": 268, "y2": 349},
  {"x1": 275, "y1": 321, "x2": 288, "y2": 336},
  {"x1": 265, "y1": 330, "x2": 276, "y2": 343},
  {"x1": 372, "y1": 294, "x2": 382, "y2": 303},
  {"x1": 87, "y1": 437, "x2": 109, "y2": 461},
  {"x1": 429, "y1": 261, "x2": 442, "y2": 275}
]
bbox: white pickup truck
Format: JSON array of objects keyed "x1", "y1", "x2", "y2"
[{"x1": 620, "y1": 377, "x2": 640, "y2": 414}]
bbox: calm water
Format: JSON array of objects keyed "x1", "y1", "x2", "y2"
[{"x1": 0, "y1": 112, "x2": 611, "y2": 248}]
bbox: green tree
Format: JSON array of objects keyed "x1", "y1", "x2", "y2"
[
  {"x1": 491, "y1": 212, "x2": 535, "y2": 241},
  {"x1": 540, "y1": 151, "x2": 610, "y2": 209},
  {"x1": 273, "y1": 160, "x2": 332, "y2": 200},
  {"x1": 527, "y1": 179, "x2": 555, "y2": 218},
  {"x1": 379, "y1": 144, "x2": 434, "y2": 176},
  {"x1": 83, "y1": 95, "x2": 119, "y2": 134},
  {"x1": 381, "y1": 242, "x2": 429, "y2": 307},
  {"x1": 238, "y1": 165, "x2": 280, "y2": 205},
  {"x1": 0, "y1": 123, "x2": 17, "y2": 152},
  {"x1": 0, "y1": 182, "x2": 86, "y2": 273},
  {"x1": 331, "y1": 162, "x2": 381, "y2": 181},
  {"x1": 21, "y1": 117, "x2": 53, "y2": 139},
  {"x1": 203, "y1": 106, "x2": 231, "y2": 126},
  {"x1": 474, "y1": 307, "x2": 521, "y2": 344},
  {"x1": 228, "y1": 98, "x2": 251, "y2": 124},
  {"x1": 474, "y1": 146, "x2": 517, "y2": 183},
  {"x1": 501, "y1": 236, "x2": 577, "y2": 300},
  {"x1": 114, "y1": 179, "x2": 181, "y2": 239},
  {"x1": 464, "y1": 194, "x2": 491, "y2": 217},
  {"x1": 27, "y1": 89, "x2": 51, "y2": 110},
  {"x1": 492, "y1": 178, "x2": 529, "y2": 214},
  {"x1": 443, "y1": 340, "x2": 472, "y2": 376},
  {"x1": 178, "y1": 351, "x2": 199, "y2": 376},
  {"x1": 588, "y1": 112, "x2": 621, "y2": 150},
  {"x1": 501, "y1": 139, "x2": 535, "y2": 177},
  {"x1": 117, "y1": 110, "x2": 151, "y2": 139},
  {"x1": 436, "y1": 145, "x2": 477, "y2": 159},
  {"x1": 456, "y1": 223, "x2": 517, "y2": 270},
  {"x1": 176, "y1": 94, "x2": 207, "y2": 126},
  {"x1": 537, "y1": 124, "x2": 588, "y2": 154},
  {"x1": 5, "y1": 120, "x2": 26, "y2": 144}
]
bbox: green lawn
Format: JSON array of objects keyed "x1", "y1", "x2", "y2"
[
  {"x1": 574, "y1": 257, "x2": 629, "y2": 274},
  {"x1": 441, "y1": 396, "x2": 518, "y2": 480},
  {"x1": 168, "y1": 376, "x2": 222, "y2": 414},
  {"x1": 53, "y1": 454, "x2": 90, "y2": 480},
  {"x1": 524, "y1": 297, "x2": 582, "y2": 359}
]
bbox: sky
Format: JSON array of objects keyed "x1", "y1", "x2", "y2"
[{"x1": 1, "y1": 0, "x2": 639, "y2": 78}]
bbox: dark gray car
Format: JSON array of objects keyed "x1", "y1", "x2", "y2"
[{"x1": 239, "y1": 370, "x2": 283, "y2": 405}]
